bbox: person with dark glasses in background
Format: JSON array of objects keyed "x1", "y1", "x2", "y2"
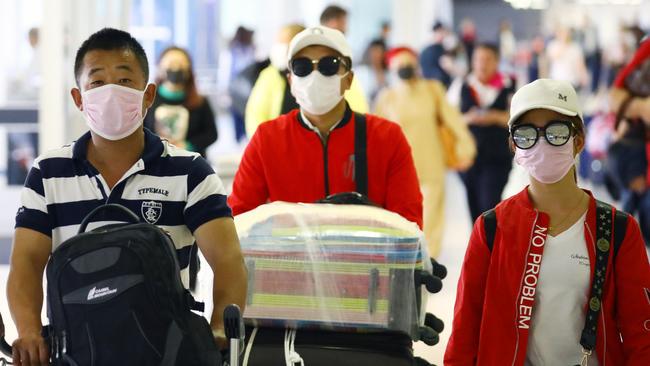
[
  {"x1": 445, "y1": 79, "x2": 650, "y2": 365},
  {"x1": 228, "y1": 26, "x2": 423, "y2": 230}
]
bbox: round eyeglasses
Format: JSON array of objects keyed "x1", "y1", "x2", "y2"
[{"x1": 510, "y1": 120, "x2": 576, "y2": 150}]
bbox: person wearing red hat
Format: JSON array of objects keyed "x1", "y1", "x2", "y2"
[{"x1": 374, "y1": 47, "x2": 475, "y2": 258}]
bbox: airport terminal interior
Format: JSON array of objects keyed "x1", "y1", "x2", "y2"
[{"x1": 1, "y1": 0, "x2": 650, "y2": 365}]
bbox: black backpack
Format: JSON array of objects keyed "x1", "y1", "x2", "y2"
[{"x1": 45, "y1": 204, "x2": 221, "y2": 366}]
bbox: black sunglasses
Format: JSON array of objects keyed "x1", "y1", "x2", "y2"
[
  {"x1": 510, "y1": 120, "x2": 576, "y2": 150},
  {"x1": 290, "y1": 56, "x2": 348, "y2": 77}
]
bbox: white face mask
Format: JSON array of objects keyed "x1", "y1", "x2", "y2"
[
  {"x1": 269, "y1": 43, "x2": 289, "y2": 70},
  {"x1": 291, "y1": 71, "x2": 346, "y2": 116}
]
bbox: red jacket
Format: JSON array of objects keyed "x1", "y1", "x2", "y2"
[
  {"x1": 228, "y1": 107, "x2": 423, "y2": 227},
  {"x1": 445, "y1": 188, "x2": 650, "y2": 365}
]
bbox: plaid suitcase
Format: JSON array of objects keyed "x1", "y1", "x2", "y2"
[{"x1": 235, "y1": 203, "x2": 434, "y2": 339}]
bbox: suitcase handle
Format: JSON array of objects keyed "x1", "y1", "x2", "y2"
[{"x1": 78, "y1": 204, "x2": 141, "y2": 234}]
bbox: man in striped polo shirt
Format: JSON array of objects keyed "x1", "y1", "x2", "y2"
[{"x1": 7, "y1": 28, "x2": 247, "y2": 365}]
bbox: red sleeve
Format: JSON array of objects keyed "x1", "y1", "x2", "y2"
[
  {"x1": 228, "y1": 130, "x2": 270, "y2": 216},
  {"x1": 444, "y1": 215, "x2": 491, "y2": 365},
  {"x1": 382, "y1": 124, "x2": 423, "y2": 228},
  {"x1": 613, "y1": 39, "x2": 650, "y2": 88},
  {"x1": 613, "y1": 214, "x2": 650, "y2": 363}
]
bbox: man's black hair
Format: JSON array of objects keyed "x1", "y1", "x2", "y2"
[
  {"x1": 320, "y1": 5, "x2": 347, "y2": 24},
  {"x1": 433, "y1": 21, "x2": 445, "y2": 32},
  {"x1": 475, "y1": 42, "x2": 500, "y2": 57},
  {"x1": 74, "y1": 28, "x2": 149, "y2": 85}
]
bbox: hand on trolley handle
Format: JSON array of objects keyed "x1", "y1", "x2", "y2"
[{"x1": 0, "y1": 313, "x2": 50, "y2": 366}]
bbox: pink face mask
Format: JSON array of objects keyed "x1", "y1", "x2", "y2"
[
  {"x1": 82, "y1": 84, "x2": 146, "y2": 140},
  {"x1": 515, "y1": 136, "x2": 575, "y2": 184}
]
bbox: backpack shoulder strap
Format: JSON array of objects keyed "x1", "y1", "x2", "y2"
[
  {"x1": 595, "y1": 200, "x2": 629, "y2": 260},
  {"x1": 482, "y1": 209, "x2": 497, "y2": 253},
  {"x1": 613, "y1": 208, "x2": 629, "y2": 260},
  {"x1": 580, "y1": 200, "x2": 628, "y2": 352},
  {"x1": 354, "y1": 113, "x2": 368, "y2": 196}
]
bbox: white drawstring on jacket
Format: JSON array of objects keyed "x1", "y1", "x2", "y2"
[
  {"x1": 580, "y1": 348, "x2": 591, "y2": 366},
  {"x1": 284, "y1": 329, "x2": 304, "y2": 366}
]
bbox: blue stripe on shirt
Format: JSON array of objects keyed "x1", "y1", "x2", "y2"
[
  {"x1": 187, "y1": 157, "x2": 216, "y2": 194},
  {"x1": 15, "y1": 207, "x2": 51, "y2": 236},
  {"x1": 47, "y1": 200, "x2": 105, "y2": 228},
  {"x1": 39, "y1": 158, "x2": 86, "y2": 179},
  {"x1": 184, "y1": 194, "x2": 231, "y2": 232},
  {"x1": 147, "y1": 156, "x2": 197, "y2": 178},
  {"x1": 47, "y1": 199, "x2": 190, "y2": 228},
  {"x1": 25, "y1": 167, "x2": 45, "y2": 196}
]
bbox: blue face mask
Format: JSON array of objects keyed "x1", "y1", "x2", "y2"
[{"x1": 158, "y1": 84, "x2": 186, "y2": 102}]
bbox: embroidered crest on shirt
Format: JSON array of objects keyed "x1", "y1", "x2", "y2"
[{"x1": 141, "y1": 201, "x2": 162, "y2": 224}]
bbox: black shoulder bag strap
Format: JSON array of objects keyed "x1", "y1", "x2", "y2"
[
  {"x1": 577, "y1": 201, "x2": 628, "y2": 365},
  {"x1": 482, "y1": 209, "x2": 497, "y2": 252},
  {"x1": 354, "y1": 113, "x2": 368, "y2": 196}
]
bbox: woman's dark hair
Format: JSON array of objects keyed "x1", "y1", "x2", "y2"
[
  {"x1": 74, "y1": 28, "x2": 149, "y2": 85},
  {"x1": 361, "y1": 39, "x2": 387, "y2": 68},
  {"x1": 156, "y1": 46, "x2": 203, "y2": 109}
]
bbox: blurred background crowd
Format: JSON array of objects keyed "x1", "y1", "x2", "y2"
[{"x1": 2, "y1": 0, "x2": 650, "y2": 363}]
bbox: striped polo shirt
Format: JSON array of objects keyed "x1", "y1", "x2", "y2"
[{"x1": 15, "y1": 128, "x2": 231, "y2": 287}]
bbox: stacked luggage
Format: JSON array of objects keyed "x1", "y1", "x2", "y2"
[{"x1": 236, "y1": 202, "x2": 444, "y2": 366}]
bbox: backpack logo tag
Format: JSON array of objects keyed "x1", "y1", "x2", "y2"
[
  {"x1": 141, "y1": 201, "x2": 162, "y2": 224},
  {"x1": 87, "y1": 286, "x2": 118, "y2": 301}
]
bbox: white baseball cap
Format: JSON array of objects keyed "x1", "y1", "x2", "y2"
[
  {"x1": 508, "y1": 79, "x2": 583, "y2": 127},
  {"x1": 288, "y1": 26, "x2": 353, "y2": 60}
]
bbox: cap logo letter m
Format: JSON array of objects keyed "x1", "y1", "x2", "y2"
[{"x1": 558, "y1": 93, "x2": 567, "y2": 102}]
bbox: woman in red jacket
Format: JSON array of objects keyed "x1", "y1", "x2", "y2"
[{"x1": 445, "y1": 79, "x2": 650, "y2": 365}]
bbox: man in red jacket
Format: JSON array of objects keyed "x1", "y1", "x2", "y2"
[{"x1": 228, "y1": 26, "x2": 423, "y2": 227}]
